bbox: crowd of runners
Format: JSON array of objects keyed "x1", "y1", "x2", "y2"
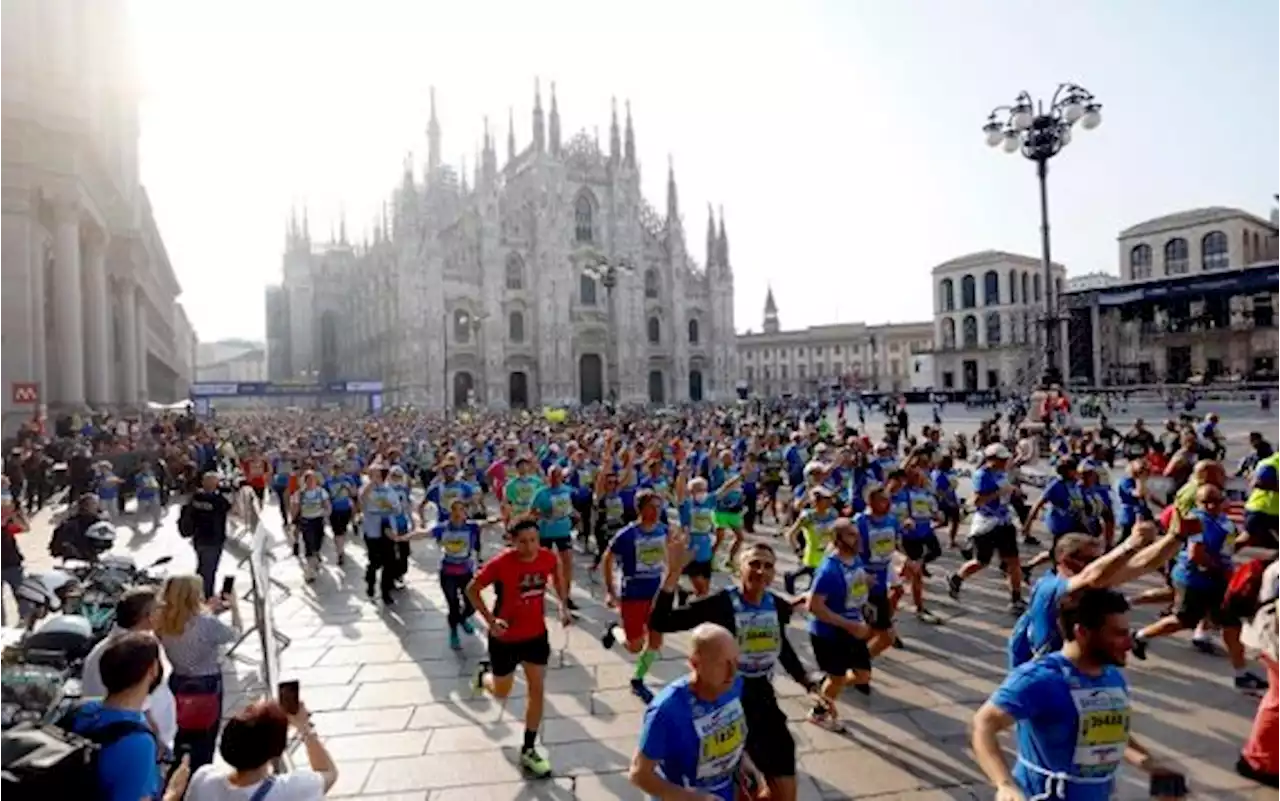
[{"x1": 3, "y1": 393, "x2": 1277, "y2": 799}]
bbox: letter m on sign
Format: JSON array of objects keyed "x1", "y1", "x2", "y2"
[{"x1": 11, "y1": 382, "x2": 39, "y2": 404}]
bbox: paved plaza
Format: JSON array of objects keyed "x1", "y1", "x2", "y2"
[{"x1": 12, "y1": 405, "x2": 1279, "y2": 800}]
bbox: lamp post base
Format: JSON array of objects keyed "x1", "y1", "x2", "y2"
[{"x1": 1038, "y1": 365, "x2": 1062, "y2": 391}]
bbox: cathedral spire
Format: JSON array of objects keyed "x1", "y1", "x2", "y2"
[
  {"x1": 548, "y1": 81, "x2": 561, "y2": 156},
  {"x1": 507, "y1": 107, "x2": 516, "y2": 164},
  {"x1": 483, "y1": 116, "x2": 496, "y2": 180},
  {"x1": 763, "y1": 285, "x2": 779, "y2": 333},
  {"x1": 609, "y1": 97, "x2": 621, "y2": 165},
  {"x1": 706, "y1": 204, "x2": 717, "y2": 268},
  {"x1": 302, "y1": 206, "x2": 310, "y2": 242},
  {"x1": 460, "y1": 153, "x2": 469, "y2": 193},
  {"x1": 426, "y1": 86, "x2": 441, "y2": 179},
  {"x1": 666, "y1": 155, "x2": 679, "y2": 225},
  {"x1": 624, "y1": 100, "x2": 636, "y2": 167},
  {"x1": 339, "y1": 206, "x2": 347, "y2": 245},
  {"x1": 532, "y1": 78, "x2": 545, "y2": 154},
  {"x1": 718, "y1": 206, "x2": 729, "y2": 270}
]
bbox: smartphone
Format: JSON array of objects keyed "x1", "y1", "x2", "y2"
[
  {"x1": 220, "y1": 576, "x2": 235, "y2": 598},
  {"x1": 278, "y1": 680, "x2": 300, "y2": 715}
]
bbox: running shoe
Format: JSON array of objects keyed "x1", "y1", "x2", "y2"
[
  {"x1": 1022, "y1": 535, "x2": 1041, "y2": 547},
  {"x1": 1008, "y1": 597, "x2": 1027, "y2": 614},
  {"x1": 1130, "y1": 633, "x2": 1148, "y2": 661},
  {"x1": 460, "y1": 618, "x2": 475, "y2": 635},
  {"x1": 448, "y1": 630, "x2": 462, "y2": 651},
  {"x1": 472, "y1": 661, "x2": 491, "y2": 695},
  {"x1": 566, "y1": 598, "x2": 579, "y2": 613},
  {"x1": 1235, "y1": 673, "x2": 1269, "y2": 692},
  {"x1": 1191, "y1": 637, "x2": 1221, "y2": 656},
  {"x1": 630, "y1": 678, "x2": 654, "y2": 704},
  {"x1": 601, "y1": 626, "x2": 617, "y2": 650},
  {"x1": 520, "y1": 747, "x2": 553, "y2": 779},
  {"x1": 807, "y1": 707, "x2": 843, "y2": 731},
  {"x1": 916, "y1": 608, "x2": 943, "y2": 625},
  {"x1": 946, "y1": 574, "x2": 962, "y2": 600},
  {"x1": 783, "y1": 572, "x2": 797, "y2": 596},
  {"x1": 851, "y1": 682, "x2": 872, "y2": 696}
]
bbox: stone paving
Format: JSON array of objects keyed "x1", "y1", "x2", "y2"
[{"x1": 10, "y1": 405, "x2": 1278, "y2": 799}]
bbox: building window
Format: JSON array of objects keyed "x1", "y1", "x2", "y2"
[
  {"x1": 453, "y1": 309, "x2": 473, "y2": 343},
  {"x1": 644, "y1": 268, "x2": 659, "y2": 299},
  {"x1": 1164, "y1": 237, "x2": 1189, "y2": 275},
  {"x1": 1201, "y1": 230, "x2": 1228, "y2": 271},
  {"x1": 745, "y1": 366, "x2": 754, "y2": 380},
  {"x1": 1033, "y1": 274, "x2": 1042, "y2": 303},
  {"x1": 942, "y1": 371, "x2": 954, "y2": 389},
  {"x1": 574, "y1": 193, "x2": 593, "y2": 243},
  {"x1": 986, "y1": 311, "x2": 1002, "y2": 345},
  {"x1": 942, "y1": 318, "x2": 956, "y2": 349},
  {"x1": 983, "y1": 270, "x2": 1000, "y2": 305},
  {"x1": 647, "y1": 316, "x2": 660, "y2": 344},
  {"x1": 579, "y1": 273, "x2": 597, "y2": 306},
  {"x1": 1252, "y1": 231, "x2": 1262, "y2": 262},
  {"x1": 780, "y1": 365, "x2": 788, "y2": 380},
  {"x1": 833, "y1": 361, "x2": 842, "y2": 375},
  {"x1": 962, "y1": 314, "x2": 978, "y2": 348},
  {"x1": 1021, "y1": 272, "x2": 1029, "y2": 305},
  {"x1": 1008, "y1": 269, "x2": 1019, "y2": 304},
  {"x1": 798, "y1": 364, "x2": 807, "y2": 380},
  {"x1": 1129, "y1": 244, "x2": 1152, "y2": 280},
  {"x1": 505, "y1": 253, "x2": 524, "y2": 290},
  {"x1": 960, "y1": 275, "x2": 977, "y2": 309},
  {"x1": 508, "y1": 311, "x2": 524, "y2": 342},
  {"x1": 763, "y1": 367, "x2": 770, "y2": 380},
  {"x1": 816, "y1": 363, "x2": 824, "y2": 377},
  {"x1": 1255, "y1": 296, "x2": 1275, "y2": 328},
  {"x1": 688, "y1": 318, "x2": 700, "y2": 344},
  {"x1": 940, "y1": 278, "x2": 955, "y2": 312}
]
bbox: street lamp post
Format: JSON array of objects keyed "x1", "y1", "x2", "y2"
[
  {"x1": 582, "y1": 252, "x2": 634, "y2": 403},
  {"x1": 984, "y1": 84, "x2": 1102, "y2": 389}
]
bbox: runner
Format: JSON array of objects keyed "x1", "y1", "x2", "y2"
[
  {"x1": 855, "y1": 486, "x2": 904, "y2": 655},
  {"x1": 429, "y1": 498, "x2": 482, "y2": 650},
  {"x1": 649, "y1": 533, "x2": 827, "y2": 801},
  {"x1": 709, "y1": 449, "x2": 747, "y2": 573},
  {"x1": 291, "y1": 470, "x2": 331, "y2": 582},
  {"x1": 630, "y1": 623, "x2": 766, "y2": 801},
  {"x1": 502, "y1": 455, "x2": 543, "y2": 526},
  {"x1": 532, "y1": 465, "x2": 578, "y2": 611},
  {"x1": 973, "y1": 588, "x2": 1185, "y2": 801},
  {"x1": 781, "y1": 486, "x2": 838, "y2": 595},
  {"x1": 467, "y1": 518, "x2": 573, "y2": 779},
  {"x1": 948, "y1": 444, "x2": 1027, "y2": 614},
  {"x1": 599, "y1": 488, "x2": 669, "y2": 702},
  {"x1": 805, "y1": 517, "x2": 875, "y2": 710},
  {"x1": 326, "y1": 457, "x2": 359, "y2": 567}
]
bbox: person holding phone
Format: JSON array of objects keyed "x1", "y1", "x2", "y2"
[{"x1": 184, "y1": 698, "x2": 338, "y2": 800}]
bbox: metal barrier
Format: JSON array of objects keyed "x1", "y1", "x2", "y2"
[{"x1": 226, "y1": 488, "x2": 293, "y2": 771}]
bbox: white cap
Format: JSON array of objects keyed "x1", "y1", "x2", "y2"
[{"x1": 984, "y1": 443, "x2": 1011, "y2": 460}]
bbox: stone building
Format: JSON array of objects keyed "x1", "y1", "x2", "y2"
[
  {"x1": 737, "y1": 289, "x2": 933, "y2": 396},
  {"x1": 930, "y1": 250, "x2": 1067, "y2": 393},
  {"x1": 267, "y1": 83, "x2": 738, "y2": 409},
  {"x1": 1, "y1": 0, "x2": 192, "y2": 431},
  {"x1": 1064, "y1": 206, "x2": 1279, "y2": 386}
]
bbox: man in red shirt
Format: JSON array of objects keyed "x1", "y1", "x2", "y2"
[{"x1": 467, "y1": 518, "x2": 571, "y2": 779}]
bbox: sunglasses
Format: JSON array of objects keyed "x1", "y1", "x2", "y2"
[{"x1": 744, "y1": 559, "x2": 776, "y2": 571}]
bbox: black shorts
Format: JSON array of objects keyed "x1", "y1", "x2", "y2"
[
  {"x1": 1246, "y1": 512, "x2": 1279, "y2": 550},
  {"x1": 1174, "y1": 580, "x2": 1235, "y2": 628},
  {"x1": 900, "y1": 534, "x2": 940, "y2": 563},
  {"x1": 742, "y1": 678, "x2": 796, "y2": 778},
  {"x1": 971, "y1": 523, "x2": 1020, "y2": 566},
  {"x1": 939, "y1": 503, "x2": 961, "y2": 525},
  {"x1": 867, "y1": 587, "x2": 894, "y2": 631},
  {"x1": 683, "y1": 559, "x2": 713, "y2": 580},
  {"x1": 810, "y1": 629, "x2": 871, "y2": 677},
  {"x1": 487, "y1": 632, "x2": 551, "y2": 677},
  {"x1": 540, "y1": 536, "x2": 573, "y2": 552}
]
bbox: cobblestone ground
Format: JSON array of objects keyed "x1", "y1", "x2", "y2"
[{"x1": 11, "y1": 405, "x2": 1278, "y2": 800}]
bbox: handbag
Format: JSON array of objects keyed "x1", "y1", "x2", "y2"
[{"x1": 171, "y1": 676, "x2": 220, "y2": 731}]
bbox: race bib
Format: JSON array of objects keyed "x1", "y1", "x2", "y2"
[
  {"x1": 442, "y1": 536, "x2": 469, "y2": 556},
  {"x1": 845, "y1": 567, "x2": 869, "y2": 611},
  {"x1": 552, "y1": 494, "x2": 572, "y2": 518},
  {"x1": 869, "y1": 528, "x2": 896, "y2": 560},
  {"x1": 1071, "y1": 686, "x2": 1129, "y2": 774},
  {"x1": 635, "y1": 536, "x2": 666, "y2": 572},
  {"x1": 691, "y1": 508, "x2": 716, "y2": 534},
  {"x1": 693, "y1": 699, "x2": 747, "y2": 782}
]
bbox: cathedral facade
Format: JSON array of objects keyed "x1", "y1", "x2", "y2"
[{"x1": 267, "y1": 82, "x2": 737, "y2": 410}]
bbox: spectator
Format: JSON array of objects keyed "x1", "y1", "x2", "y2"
[
  {"x1": 184, "y1": 699, "x2": 338, "y2": 801},
  {"x1": 182, "y1": 471, "x2": 234, "y2": 598},
  {"x1": 65, "y1": 631, "x2": 192, "y2": 801},
  {"x1": 1, "y1": 482, "x2": 31, "y2": 625},
  {"x1": 155, "y1": 574, "x2": 242, "y2": 770},
  {"x1": 81, "y1": 588, "x2": 178, "y2": 758}
]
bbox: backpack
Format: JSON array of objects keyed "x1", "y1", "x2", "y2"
[
  {"x1": 178, "y1": 503, "x2": 196, "y2": 538},
  {"x1": 0, "y1": 703, "x2": 152, "y2": 801}
]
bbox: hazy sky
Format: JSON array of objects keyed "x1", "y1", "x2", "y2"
[{"x1": 132, "y1": 0, "x2": 1279, "y2": 343}]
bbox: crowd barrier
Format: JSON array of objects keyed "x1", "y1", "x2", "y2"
[{"x1": 226, "y1": 487, "x2": 292, "y2": 772}]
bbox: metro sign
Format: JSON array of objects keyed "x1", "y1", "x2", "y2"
[{"x1": 11, "y1": 382, "x2": 39, "y2": 404}]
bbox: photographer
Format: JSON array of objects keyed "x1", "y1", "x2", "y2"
[{"x1": 180, "y1": 472, "x2": 235, "y2": 599}]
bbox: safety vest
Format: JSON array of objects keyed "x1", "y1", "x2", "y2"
[{"x1": 1246, "y1": 453, "x2": 1280, "y2": 516}]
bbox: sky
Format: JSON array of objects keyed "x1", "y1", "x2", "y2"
[{"x1": 130, "y1": 0, "x2": 1279, "y2": 343}]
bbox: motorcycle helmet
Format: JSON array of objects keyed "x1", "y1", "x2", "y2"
[
  {"x1": 21, "y1": 613, "x2": 96, "y2": 666},
  {"x1": 49, "y1": 520, "x2": 116, "y2": 562}
]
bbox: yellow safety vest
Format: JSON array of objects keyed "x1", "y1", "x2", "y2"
[{"x1": 1246, "y1": 453, "x2": 1280, "y2": 516}]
